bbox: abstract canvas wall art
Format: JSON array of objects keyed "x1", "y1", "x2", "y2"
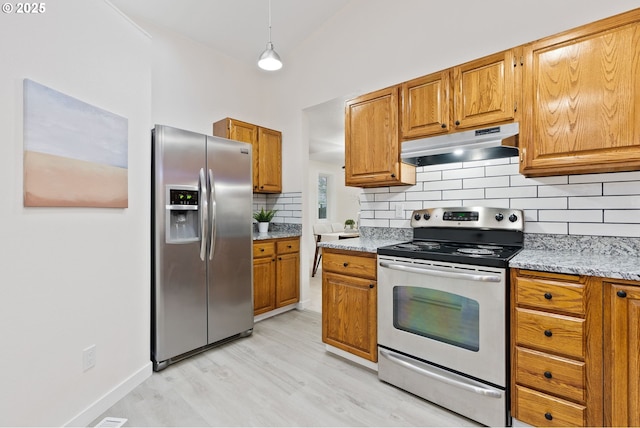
[{"x1": 23, "y1": 79, "x2": 129, "y2": 208}]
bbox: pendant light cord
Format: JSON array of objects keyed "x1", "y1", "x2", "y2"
[{"x1": 268, "y1": 0, "x2": 272, "y2": 43}]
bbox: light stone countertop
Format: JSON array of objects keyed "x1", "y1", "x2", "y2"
[
  {"x1": 510, "y1": 249, "x2": 640, "y2": 281},
  {"x1": 317, "y1": 237, "x2": 406, "y2": 254},
  {"x1": 253, "y1": 231, "x2": 301, "y2": 241}
]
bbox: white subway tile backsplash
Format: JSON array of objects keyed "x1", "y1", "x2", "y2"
[
  {"x1": 357, "y1": 157, "x2": 640, "y2": 238},
  {"x1": 569, "y1": 170, "x2": 640, "y2": 183},
  {"x1": 485, "y1": 163, "x2": 520, "y2": 177},
  {"x1": 486, "y1": 186, "x2": 536, "y2": 199},
  {"x1": 424, "y1": 179, "x2": 462, "y2": 191},
  {"x1": 538, "y1": 183, "x2": 602, "y2": 197},
  {"x1": 604, "y1": 210, "x2": 640, "y2": 223},
  {"x1": 443, "y1": 166, "x2": 485, "y2": 180},
  {"x1": 416, "y1": 170, "x2": 442, "y2": 182},
  {"x1": 603, "y1": 181, "x2": 640, "y2": 195},
  {"x1": 463, "y1": 176, "x2": 509, "y2": 189},
  {"x1": 539, "y1": 210, "x2": 603, "y2": 222},
  {"x1": 442, "y1": 188, "x2": 484, "y2": 200},
  {"x1": 511, "y1": 197, "x2": 567, "y2": 210},
  {"x1": 375, "y1": 192, "x2": 406, "y2": 202},
  {"x1": 570, "y1": 222, "x2": 640, "y2": 237},
  {"x1": 525, "y1": 222, "x2": 569, "y2": 235},
  {"x1": 462, "y1": 199, "x2": 510, "y2": 208},
  {"x1": 406, "y1": 190, "x2": 442, "y2": 201},
  {"x1": 569, "y1": 195, "x2": 640, "y2": 209},
  {"x1": 510, "y1": 174, "x2": 568, "y2": 187}
]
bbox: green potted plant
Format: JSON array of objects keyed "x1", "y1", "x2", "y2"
[
  {"x1": 344, "y1": 218, "x2": 356, "y2": 230},
  {"x1": 253, "y1": 208, "x2": 278, "y2": 233}
]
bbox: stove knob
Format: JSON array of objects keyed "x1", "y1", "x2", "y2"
[
  {"x1": 509, "y1": 213, "x2": 518, "y2": 222},
  {"x1": 414, "y1": 213, "x2": 422, "y2": 221},
  {"x1": 495, "y1": 213, "x2": 504, "y2": 222},
  {"x1": 423, "y1": 213, "x2": 431, "y2": 220}
]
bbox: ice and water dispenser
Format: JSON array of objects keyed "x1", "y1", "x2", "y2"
[{"x1": 165, "y1": 186, "x2": 200, "y2": 243}]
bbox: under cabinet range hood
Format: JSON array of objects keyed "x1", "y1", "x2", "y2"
[{"x1": 402, "y1": 122, "x2": 519, "y2": 166}]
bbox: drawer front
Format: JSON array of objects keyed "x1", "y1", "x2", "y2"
[
  {"x1": 276, "y1": 238, "x2": 299, "y2": 254},
  {"x1": 514, "y1": 346, "x2": 586, "y2": 403},
  {"x1": 515, "y1": 276, "x2": 585, "y2": 316},
  {"x1": 253, "y1": 242, "x2": 275, "y2": 258},
  {"x1": 322, "y1": 251, "x2": 376, "y2": 280},
  {"x1": 515, "y1": 308, "x2": 584, "y2": 359},
  {"x1": 515, "y1": 385, "x2": 586, "y2": 427}
]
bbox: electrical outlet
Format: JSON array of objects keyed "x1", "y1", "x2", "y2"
[
  {"x1": 395, "y1": 203, "x2": 404, "y2": 218},
  {"x1": 83, "y1": 345, "x2": 96, "y2": 371}
]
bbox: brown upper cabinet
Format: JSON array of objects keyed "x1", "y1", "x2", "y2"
[
  {"x1": 345, "y1": 86, "x2": 416, "y2": 187},
  {"x1": 213, "y1": 118, "x2": 282, "y2": 193},
  {"x1": 519, "y1": 9, "x2": 640, "y2": 176},
  {"x1": 400, "y1": 49, "x2": 520, "y2": 140}
]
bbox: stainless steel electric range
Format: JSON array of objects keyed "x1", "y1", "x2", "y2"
[{"x1": 377, "y1": 206, "x2": 524, "y2": 427}]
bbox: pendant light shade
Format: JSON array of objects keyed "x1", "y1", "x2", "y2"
[{"x1": 258, "y1": 0, "x2": 282, "y2": 71}]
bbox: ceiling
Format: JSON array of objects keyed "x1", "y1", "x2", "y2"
[{"x1": 110, "y1": 0, "x2": 351, "y2": 166}]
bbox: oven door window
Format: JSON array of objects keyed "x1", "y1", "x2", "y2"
[{"x1": 393, "y1": 286, "x2": 479, "y2": 352}]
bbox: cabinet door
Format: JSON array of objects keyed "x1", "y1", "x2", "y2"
[
  {"x1": 345, "y1": 86, "x2": 414, "y2": 187},
  {"x1": 401, "y1": 71, "x2": 450, "y2": 138},
  {"x1": 520, "y1": 11, "x2": 640, "y2": 176},
  {"x1": 453, "y1": 49, "x2": 516, "y2": 130},
  {"x1": 322, "y1": 271, "x2": 377, "y2": 361},
  {"x1": 253, "y1": 256, "x2": 275, "y2": 315},
  {"x1": 256, "y1": 127, "x2": 282, "y2": 193},
  {"x1": 604, "y1": 282, "x2": 640, "y2": 427},
  {"x1": 276, "y1": 252, "x2": 299, "y2": 307},
  {"x1": 218, "y1": 119, "x2": 260, "y2": 190}
]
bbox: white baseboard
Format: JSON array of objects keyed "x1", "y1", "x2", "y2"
[
  {"x1": 254, "y1": 303, "x2": 297, "y2": 323},
  {"x1": 64, "y1": 361, "x2": 152, "y2": 427}
]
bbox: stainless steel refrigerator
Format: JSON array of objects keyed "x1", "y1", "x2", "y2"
[{"x1": 151, "y1": 124, "x2": 254, "y2": 371}]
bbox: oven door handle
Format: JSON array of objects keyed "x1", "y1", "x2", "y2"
[
  {"x1": 379, "y1": 348, "x2": 503, "y2": 398},
  {"x1": 378, "y1": 261, "x2": 501, "y2": 282}
]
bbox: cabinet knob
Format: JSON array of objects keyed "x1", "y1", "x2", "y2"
[
  {"x1": 544, "y1": 329, "x2": 553, "y2": 337},
  {"x1": 278, "y1": 257, "x2": 282, "y2": 260},
  {"x1": 544, "y1": 412, "x2": 553, "y2": 421},
  {"x1": 260, "y1": 248, "x2": 265, "y2": 252},
  {"x1": 455, "y1": 120, "x2": 460, "y2": 126},
  {"x1": 369, "y1": 283, "x2": 374, "y2": 289},
  {"x1": 441, "y1": 123, "x2": 446, "y2": 128},
  {"x1": 391, "y1": 173, "x2": 396, "y2": 178},
  {"x1": 617, "y1": 290, "x2": 628, "y2": 298},
  {"x1": 287, "y1": 245, "x2": 292, "y2": 248},
  {"x1": 260, "y1": 186, "x2": 264, "y2": 189},
  {"x1": 544, "y1": 292, "x2": 552, "y2": 300},
  {"x1": 343, "y1": 262, "x2": 349, "y2": 267},
  {"x1": 543, "y1": 371, "x2": 553, "y2": 379}
]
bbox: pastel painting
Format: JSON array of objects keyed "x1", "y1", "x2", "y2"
[{"x1": 23, "y1": 79, "x2": 128, "y2": 208}]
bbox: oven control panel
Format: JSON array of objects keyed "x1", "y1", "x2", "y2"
[{"x1": 411, "y1": 207, "x2": 523, "y2": 230}]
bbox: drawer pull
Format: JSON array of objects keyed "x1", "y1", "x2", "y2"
[
  {"x1": 545, "y1": 412, "x2": 553, "y2": 421},
  {"x1": 544, "y1": 292, "x2": 552, "y2": 300},
  {"x1": 543, "y1": 371, "x2": 553, "y2": 379},
  {"x1": 369, "y1": 283, "x2": 374, "y2": 289},
  {"x1": 260, "y1": 248, "x2": 265, "y2": 252},
  {"x1": 343, "y1": 262, "x2": 349, "y2": 267},
  {"x1": 287, "y1": 245, "x2": 292, "y2": 248},
  {"x1": 544, "y1": 329, "x2": 553, "y2": 337},
  {"x1": 617, "y1": 290, "x2": 627, "y2": 298}
]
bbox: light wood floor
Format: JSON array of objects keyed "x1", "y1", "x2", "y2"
[{"x1": 91, "y1": 309, "x2": 480, "y2": 427}]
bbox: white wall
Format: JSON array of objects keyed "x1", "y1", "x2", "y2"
[{"x1": 0, "y1": 1, "x2": 151, "y2": 426}]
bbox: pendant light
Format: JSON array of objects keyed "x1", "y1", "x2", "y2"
[{"x1": 257, "y1": 0, "x2": 283, "y2": 71}]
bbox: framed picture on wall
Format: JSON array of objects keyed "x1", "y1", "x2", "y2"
[{"x1": 23, "y1": 78, "x2": 129, "y2": 208}]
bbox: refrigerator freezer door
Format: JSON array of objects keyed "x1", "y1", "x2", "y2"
[
  {"x1": 206, "y1": 136, "x2": 254, "y2": 344},
  {"x1": 152, "y1": 125, "x2": 208, "y2": 363}
]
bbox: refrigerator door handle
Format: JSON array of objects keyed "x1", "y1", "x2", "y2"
[
  {"x1": 208, "y1": 169, "x2": 217, "y2": 260},
  {"x1": 199, "y1": 168, "x2": 208, "y2": 261}
]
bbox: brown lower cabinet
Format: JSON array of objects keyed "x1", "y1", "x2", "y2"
[
  {"x1": 511, "y1": 269, "x2": 640, "y2": 427},
  {"x1": 321, "y1": 248, "x2": 377, "y2": 362},
  {"x1": 252, "y1": 237, "x2": 299, "y2": 316}
]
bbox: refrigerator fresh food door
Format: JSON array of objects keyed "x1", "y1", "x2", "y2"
[
  {"x1": 152, "y1": 125, "x2": 208, "y2": 363},
  {"x1": 206, "y1": 135, "x2": 254, "y2": 344}
]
